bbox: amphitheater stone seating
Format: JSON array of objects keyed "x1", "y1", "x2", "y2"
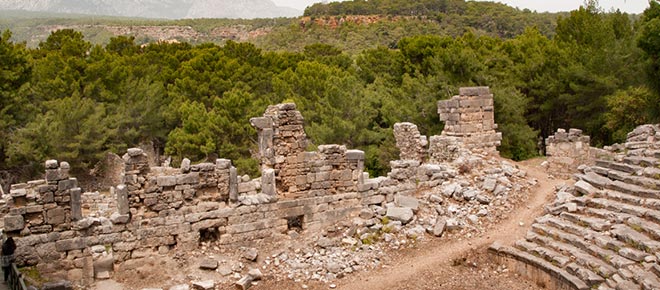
[{"x1": 490, "y1": 124, "x2": 660, "y2": 290}]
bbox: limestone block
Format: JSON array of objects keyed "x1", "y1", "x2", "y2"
[
  {"x1": 110, "y1": 213, "x2": 130, "y2": 224},
  {"x1": 215, "y1": 159, "x2": 232, "y2": 170},
  {"x1": 180, "y1": 158, "x2": 191, "y2": 173},
  {"x1": 261, "y1": 169, "x2": 276, "y2": 196},
  {"x1": 70, "y1": 187, "x2": 82, "y2": 221},
  {"x1": 459, "y1": 86, "x2": 490, "y2": 96},
  {"x1": 385, "y1": 207, "x2": 414, "y2": 224},
  {"x1": 229, "y1": 167, "x2": 238, "y2": 202},
  {"x1": 115, "y1": 185, "x2": 129, "y2": 215},
  {"x1": 157, "y1": 176, "x2": 177, "y2": 187},
  {"x1": 4, "y1": 215, "x2": 25, "y2": 232},
  {"x1": 192, "y1": 280, "x2": 214, "y2": 290},
  {"x1": 394, "y1": 195, "x2": 419, "y2": 212},
  {"x1": 127, "y1": 148, "x2": 144, "y2": 157},
  {"x1": 46, "y1": 207, "x2": 66, "y2": 225},
  {"x1": 45, "y1": 169, "x2": 68, "y2": 183},
  {"x1": 45, "y1": 160, "x2": 59, "y2": 169},
  {"x1": 176, "y1": 172, "x2": 199, "y2": 185},
  {"x1": 55, "y1": 237, "x2": 86, "y2": 252},
  {"x1": 58, "y1": 178, "x2": 77, "y2": 192},
  {"x1": 345, "y1": 150, "x2": 365, "y2": 160}
]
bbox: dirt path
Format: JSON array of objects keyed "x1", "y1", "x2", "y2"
[{"x1": 334, "y1": 158, "x2": 568, "y2": 290}]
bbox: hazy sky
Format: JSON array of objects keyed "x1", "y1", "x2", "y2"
[{"x1": 272, "y1": 0, "x2": 650, "y2": 14}]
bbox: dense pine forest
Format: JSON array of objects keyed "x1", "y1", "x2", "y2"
[{"x1": 1, "y1": 0, "x2": 659, "y2": 184}]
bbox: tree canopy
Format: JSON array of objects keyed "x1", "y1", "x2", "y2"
[{"x1": 0, "y1": 0, "x2": 657, "y2": 184}]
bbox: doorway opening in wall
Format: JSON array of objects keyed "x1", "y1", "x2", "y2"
[
  {"x1": 287, "y1": 215, "x2": 304, "y2": 232},
  {"x1": 199, "y1": 227, "x2": 220, "y2": 244}
]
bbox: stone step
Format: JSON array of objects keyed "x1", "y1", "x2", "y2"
[
  {"x1": 595, "y1": 189, "x2": 658, "y2": 209},
  {"x1": 591, "y1": 167, "x2": 660, "y2": 194},
  {"x1": 608, "y1": 273, "x2": 642, "y2": 290},
  {"x1": 623, "y1": 156, "x2": 659, "y2": 168},
  {"x1": 577, "y1": 172, "x2": 614, "y2": 189},
  {"x1": 529, "y1": 224, "x2": 617, "y2": 278},
  {"x1": 514, "y1": 239, "x2": 571, "y2": 267},
  {"x1": 539, "y1": 216, "x2": 634, "y2": 269},
  {"x1": 624, "y1": 216, "x2": 660, "y2": 241},
  {"x1": 488, "y1": 242, "x2": 590, "y2": 290},
  {"x1": 595, "y1": 160, "x2": 643, "y2": 175},
  {"x1": 560, "y1": 212, "x2": 612, "y2": 231},
  {"x1": 586, "y1": 198, "x2": 650, "y2": 219},
  {"x1": 651, "y1": 264, "x2": 660, "y2": 278},
  {"x1": 610, "y1": 180, "x2": 660, "y2": 199},
  {"x1": 586, "y1": 197, "x2": 660, "y2": 225},
  {"x1": 641, "y1": 166, "x2": 660, "y2": 181},
  {"x1": 627, "y1": 265, "x2": 660, "y2": 290},
  {"x1": 610, "y1": 224, "x2": 660, "y2": 254}
]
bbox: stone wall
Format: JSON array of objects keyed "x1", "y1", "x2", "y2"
[
  {"x1": 544, "y1": 128, "x2": 592, "y2": 179},
  {"x1": 393, "y1": 122, "x2": 427, "y2": 163},
  {"x1": 437, "y1": 87, "x2": 502, "y2": 153},
  {"x1": 0, "y1": 90, "x2": 504, "y2": 286}
]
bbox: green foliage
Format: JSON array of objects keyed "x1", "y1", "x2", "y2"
[
  {"x1": 0, "y1": 0, "x2": 654, "y2": 183},
  {"x1": 605, "y1": 87, "x2": 659, "y2": 142}
]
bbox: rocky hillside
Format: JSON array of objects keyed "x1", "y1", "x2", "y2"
[{"x1": 0, "y1": 0, "x2": 301, "y2": 19}]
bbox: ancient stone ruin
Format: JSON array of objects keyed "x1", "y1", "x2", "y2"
[
  {"x1": 489, "y1": 124, "x2": 660, "y2": 289},
  {"x1": 543, "y1": 128, "x2": 593, "y2": 179},
  {"x1": 0, "y1": 87, "x2": 511, "y2": 289},
  {"x1": 437, "y1": 86, "x2": 502, "y2": 155}
]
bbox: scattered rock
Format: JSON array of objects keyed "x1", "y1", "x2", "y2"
[
  {"x1": 431, "y1": 218, "x2": 446, "y2": 237},
  {"x1": 199, "y1": 258, "x2": 218, "y2": 270},
  {"x1": 395, "y1": 195, "x2": 419, "y2": 212},
  {"x1": 191, "y1": 280, "x2": 214, "y2": 290},
  {"x1": 386, "y1": 207, "x2": 414, "y2": 224},
  {"x1": 482, "y1": 178, "x2": 497, "y2": 192},
  {"x1": 317, "y1": 237, "x2": 336, "y2": 248},
  {"x1": 217, "y1": 266, "x2": 233, "y2": 276},
  {"x1": 242, "y1": 248, "x2": 258, "y2": 261}
]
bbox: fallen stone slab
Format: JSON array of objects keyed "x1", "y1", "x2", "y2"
[
  {"x1": 199, "y1": 258, "x2": 218, "y2": 270},
  {"x1": 192, "y1": 280, "x2": 214, "y2": 290},
  {"x1": 386, "y1": 207, "x2": 414, "y2": 224}
]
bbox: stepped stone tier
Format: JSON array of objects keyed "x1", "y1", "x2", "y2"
[
  {"x1": 490, "y1": 124, "x2": 660, "y2": 290},
  {"x1": 0, "y1": 87, "x2": 503, "y2": 286},
  {"x1": 437, "y1": 86, "x2": 502, "y2": 154}
]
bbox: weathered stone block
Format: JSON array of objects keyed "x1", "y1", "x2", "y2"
[
  {"x1": 70, "y1": 187, "x2": 82, "y2": 221},
  {"x1": 262, "y1": 169, "x2": 276, "y2": 196},
  {"x1": 229, "y1": 167, "x2": 238, "y2": 202},
  {"x1": 127, "y1": 148, "x2": 144, "y2": 157},
  {"x1": 157, "y1": 176, "x2": 177, "y2": 187},
  {"x1": 385, "y1": 207, "x2": 414, "y2": 224},
  {"x1": 45, "y1": 160, "x2": 59, "y2": 169},
  {"x1": 176, "y1": 172, "x2": 200, "y2": 185},
  {"x1": 115, "y1": 185, "x2": 129, "y2": 215},
  {"x1": 4, "y1": 215, "x2": 25, "y2": 232},
  {"x1": 459, "y1": 86, "x2": 490, "y2": 96},
  {"x1": 55, "y1": 238, "x2": 86, "y2": 252},
  {"x1": 215, "y1": 159, "x2": 231, "y2": 170},
  {"x1": 181, "y1": 158, "x2": 191, "y2": 173},
  {"x1": 58, "y1": 178, "x2": 77, "y2": 192},
  {"x1": 46, "y1": 207, "x2": 66, "y2": 225}
]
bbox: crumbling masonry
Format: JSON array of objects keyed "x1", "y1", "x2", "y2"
[{"x1": 1, "y1": 87, "x2": 502, "y2": 285}]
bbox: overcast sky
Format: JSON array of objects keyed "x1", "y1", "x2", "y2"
[{"x1": 272, "y1": 0, "x2": 650, "y2": 14}]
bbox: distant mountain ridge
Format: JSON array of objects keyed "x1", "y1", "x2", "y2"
[{"x1": 0, "y1": 0, "x2": 302, "y2": 19}]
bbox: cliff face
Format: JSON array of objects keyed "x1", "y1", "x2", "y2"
[{"x1": 0, "y1": 0, "x2": 301, "y2": 19}]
